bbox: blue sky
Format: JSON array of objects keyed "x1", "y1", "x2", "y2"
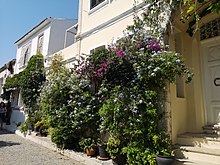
[{"x1": 0, "y1": 0, "x2": 79, "y2": 67}]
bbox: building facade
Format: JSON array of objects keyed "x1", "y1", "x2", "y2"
[
  {"x1": 4, "y1": 0, "x2": 220, "y2": 161},
  {"x1": 55, "y1": 0, "x2": 220, "y2": 145},
  {"x1": 5, "y1": 18, "x2": 78, "y2": 127},
  {"x1": 0, "y1": 59, "x2": 16, "y2": 102},
  {"x1": 14, "y1": 18, "x2": 77, "y2": 74}
]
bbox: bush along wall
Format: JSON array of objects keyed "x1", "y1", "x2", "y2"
[
  {"x1": 94, "y1": 27, "x2": 192, "y2": 164},
  {"x1": 39, "y1": 26, "x2": 192, "y2": 164},
  {"x1": 3, "y1": 53, "x2": 45, "y2": 132},
  {"x1": 40, "y1": 54, "x2": 101, "y2": 149}
]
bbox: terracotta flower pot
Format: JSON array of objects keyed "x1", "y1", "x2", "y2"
[{"x1": 86, "y1": 148, "x2": 96, "y2": 156}]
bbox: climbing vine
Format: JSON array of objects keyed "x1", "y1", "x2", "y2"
[
  {"x1": 139, "y1": 0, "x2": 220, "y2": 37},
  {"x1": 3, "y1": 53, "x2": 45, "y2": 114}
]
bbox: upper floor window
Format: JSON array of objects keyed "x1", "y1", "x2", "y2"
[
  {"x1": 90, "y1": 0, "x2": 105, "y2": 9},
  {"x1": 37, "y1": 34, "x2": 44, "y2": 53},
  {"x1": 90, "y1": 45, "x2": 105, "y2": 54},
  {"x1": 19, "y1": 42, "x2": 32, "y2": 68}
]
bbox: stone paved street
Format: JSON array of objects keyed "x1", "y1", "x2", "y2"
[{"x1": 0, "y1": 130, "x2": 82, "y2": 165}]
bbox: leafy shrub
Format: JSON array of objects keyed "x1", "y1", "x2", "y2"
[{"x1": 40, "y1": 54, "x2": 101, "y2": 149}]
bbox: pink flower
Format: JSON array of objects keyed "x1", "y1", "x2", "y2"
[
  {"x1": 117, "y1": 50, "x2": 124, "y2": 57},
  {"x1": 76, "y1": 68, "x2": 81, "y2": 73},
  {"x1": 102, "y1": 61, "x2": 108, "y2": 69},
  {"x1": 136, "y1": 41, "x2": 142, "y2": 49},
  {"x1": 81, "y1": 64, "x2": 86, "y2": 69},
  {"x1": 97, "y1": 68, "x2": 103, "y2": 77},
  {"x1": 148, "y1": 40, "x2": 161, "y2": 51}
]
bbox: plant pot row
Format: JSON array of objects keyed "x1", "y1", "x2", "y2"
[
  {"x1": 85, "y1": 145, "x2": 175, "y2": 165},
  {"x1": 85, "y1": 144, "x2": 127, "y2": 165},
  {"x1": 85, "y1": 144, "x2": 109, "y2": 158}
]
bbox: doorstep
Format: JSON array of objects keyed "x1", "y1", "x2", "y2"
[{"x1": 5, "y1": 127, "x2": 113, "y2": 165}]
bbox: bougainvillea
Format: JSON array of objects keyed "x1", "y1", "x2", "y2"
[{"x1": 72, "y1": 21, "x2": 192, "y2": 164}]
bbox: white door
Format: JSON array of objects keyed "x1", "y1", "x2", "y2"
[{"x1": 202, "y1": 39, "x2": 220, "y2": 125}]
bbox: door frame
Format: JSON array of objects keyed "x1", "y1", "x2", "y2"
[{"x1": 201, "y1": 36, "x2": 220, "y2": 125}]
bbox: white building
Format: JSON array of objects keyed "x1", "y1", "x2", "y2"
[
  {"x1": 3, "y1": 18, "x2": 77, "y2": 129},
  {"x1": 14, "y1": 18, "x2": 77, "y2": 74},
  {"x1": 0, "y1": 59, "x2": 16, "y2": 102},
  {"x1": 52, "y1": 1, "x2": 220, "y2": 163}
]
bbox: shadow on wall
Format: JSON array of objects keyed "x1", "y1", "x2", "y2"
[{"x1": 10, "y1": 108, "x2": 26, "y2": 126}]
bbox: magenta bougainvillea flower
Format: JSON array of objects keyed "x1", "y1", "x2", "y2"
[
  {"x1": 97, "y1": 68, "x2": 103, "y2": 77},
  {"x1": 97, "y1": 61, "x2": 108, "y2": 77},
  {"x1": 116, "y1": 49, "x2": 124, "y2": 57},
  {"x1": 148, "y1": 40, "x2": 161, "y2": 52}
]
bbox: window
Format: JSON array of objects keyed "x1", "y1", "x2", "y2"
[
  {"x1": 37, "y1": 34, "x2": 44, "y2": 53},
  {"x1": 174, "y1": 33, "x2": 185, "y2": 98},
  {"x1": 19, "y1": 42, "x2": 32, "y2": 68},
  {"x1": 90, "y1": 45, "x2": 105, "y2": 54},
  {"x1": 90, "y1": 0, "x2": 105, "y2": 9},
  {"x1": 176, "y1": 76, "x2": 185, "y2": 98}
]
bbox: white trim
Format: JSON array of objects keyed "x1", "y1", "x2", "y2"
[
  {"x1": 200, "y1": 36, "x2": 220, "y2": 45},
  {"x1": 88, "y1": 0, "x2": 109, "y2": 15},
  {"x1": 63, "y1": 56, "x2": 77, "y2": 64},
  {"x1": 201, "y1": 37, "x2": 220, "y2": 124},
  {"x1": 77, "y1": 2, "x2": 147, "y2": 40},
  {"x1": 89, "y1": 44, "x2": 106, "y2": 53}
]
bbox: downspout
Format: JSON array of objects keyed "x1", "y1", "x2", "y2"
[{"x1": 76, "y1": 0, "x2": 83, "y2": 59}]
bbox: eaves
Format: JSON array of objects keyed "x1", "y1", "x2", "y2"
[{"x1": 15, "y1": 18, "x2": 53, "y2": 46}]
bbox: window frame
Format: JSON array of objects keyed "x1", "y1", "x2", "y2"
[
  {"x1": 90, "y1": 45, "x2": 106, "y2": 54},
  {"x1": 37, "y1": 33, "x2": 44, "y2": 54},
  {"x1": 90, "y1": 0, "x2": 105, "y2": 9},
  {"x1": 89, "y1": 0, "x2": 108, "y2": 14},
  {"x1": 19, "y1": 42, "x2": 32, "y2": 68}
]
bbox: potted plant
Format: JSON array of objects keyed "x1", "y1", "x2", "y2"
[
  {"x1": 34, "y1": 120, "x2": 44, "y2": 132},
  {"x1": 98, "y1": 142, "x2": 109, "y2": 160},
  {"x1": 97, "y1": 131, "x2": 110, "y2": 160},
  {"x1": 79, "y1": 137, "x2": 97, "y2": 156},
  {"x1": 155, "y1": 133, "x2": 176, "y2": 165},
  {"x1": 19, "y1": 123, "x2": 28, "y2": 135},
  {"x1": 156, "y1": 154, "x2": 175, "y2": 165},
  {"x1": 107, "y1": 137, "x2": 126, "y2": 165}
]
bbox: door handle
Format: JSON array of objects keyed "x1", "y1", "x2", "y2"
[{"x1": 214, "y1": 78, "x2": 220, "y2": 86}]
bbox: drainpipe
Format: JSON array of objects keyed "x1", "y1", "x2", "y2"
[{"x1": 76, "y1": 0, "x2": 83, "y2": 59}]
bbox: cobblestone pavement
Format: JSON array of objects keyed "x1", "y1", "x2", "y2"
[{"x1": 0, "y1": 130, "x2": 82, "y2": 165}]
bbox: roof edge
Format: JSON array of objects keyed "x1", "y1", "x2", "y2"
[{"x1": 15, "y1": 17, "x2": 53, "y2": 45}]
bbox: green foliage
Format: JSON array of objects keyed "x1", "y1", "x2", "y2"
[
  {"x1": 4, "y1": 72, "x2": 22, "y2": 89},
  {"x1": 19, "y1": 53, "x2": 45, "y2": 114},
  {"x1": 3, "y1": 53, "x2": 45, "y2": 115},
  {"x1": 19, "y1": 115, "x2": 39, "y2": 134},
  {"x1": 106, "y1": 137, "x2": 121, "y2": 159},
  {"x1": 40, "y1": 54, "x2": 75, "y2": 148},
  {"x1": 94, "y1": 24, "x2": 192, "y2": 164},
  {"x1": 37, "y1": 2, "x2": 197, "y2": 164},
  {"x1": 40, "y1": 54, "x2": 101, "y2": 149},
  {"x1": 141, "y1": 0, "x2": 220, "y2": 36},
  {"x1": 79, "y1": 137, "x2": 96, "y2": 151},
  {"x1": 19, "y1": 123, "x2": 28, "y2": 134}
]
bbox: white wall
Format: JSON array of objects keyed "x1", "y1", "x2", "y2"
[
  {"x1": 77, "y1": 0, "x2": 145, "y2": 56},
  {"x1": 48, "y1": 19, "x2": 77, "y2": 56},
  {"x1": 14, "y1": 24, "x2": 51, "y2": 74}
]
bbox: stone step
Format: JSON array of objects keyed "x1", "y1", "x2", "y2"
[
  {"x1": 203, "y1": 125, "x2": 220, "y2": 134},
  {"x1": 176, "y1": 158, "x2": 220, "y2": 165},
  {"x1": 176, "y1": 146, "x2": 220, "y2": 164},
  {"x1": 177, "y1": 132, "x2": 220, "y2": 149},
  {"x1": 176, "y1": 132, "x2": 220, "y2": 164}
]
